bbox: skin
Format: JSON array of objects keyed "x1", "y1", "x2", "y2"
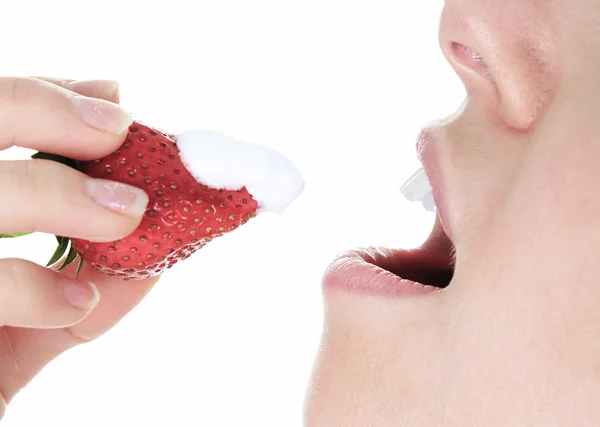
[
  {"x1": 305, "y1": 0, "x2": 600, "y2": 425},
  {"x1": 0, "y1": 77, "x2": 158, "y2": 419}
]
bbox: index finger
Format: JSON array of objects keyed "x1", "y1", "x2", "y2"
[
  {"x1": 33, "y1": 77, "x2": 121, "y2": 104},
  {"x1": 0, "y1": 76, "x2": 133, "y2": 160}
]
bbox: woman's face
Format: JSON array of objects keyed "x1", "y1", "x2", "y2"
[{"x1": 305, "y1": 0, "x2": 600, "y2": 425}]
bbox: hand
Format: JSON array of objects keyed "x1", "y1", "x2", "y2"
[{"x1": 0, "y1": 77, "x2": 159, "y2": 418}]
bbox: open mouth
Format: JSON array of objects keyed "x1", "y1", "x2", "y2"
[
  {"x1": 322, "y1": 167, "x2": 456, "y2": 297},
  {"x1": 375, "y1": 217, "x2": 455, "y2": 289},
  {"x1": 322, "y1": 217, "x2": 455, "y2": 297}
]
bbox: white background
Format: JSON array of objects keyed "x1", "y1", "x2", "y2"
[{"x1": 0, "y1": 1, "x2": 463, "y2": 425}]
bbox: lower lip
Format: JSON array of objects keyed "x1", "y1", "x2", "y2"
[{"x1": 321, "y1": 248, "x2": 441, "y2": 298}]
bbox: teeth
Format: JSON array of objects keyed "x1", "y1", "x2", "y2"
[
  {"x1": 400, "y1": 167, "x2": 431, "y2": 201},
  {"x1": 401, "y1": 167, "x2": 437, "y2": 212},
  {"x1": 421, "y1": 192, "x2": 437, "y2": 212}
]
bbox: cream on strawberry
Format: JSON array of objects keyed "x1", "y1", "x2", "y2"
[{"x1": 175, "y1": 130, "x2": 305, "y2": 215}]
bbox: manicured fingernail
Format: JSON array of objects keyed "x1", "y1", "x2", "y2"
[
  {"x1": 66, "y1": 80, "x2": 120, "y2": 100},
  {"x1": 59, "y1": 278, "x2": 100, "y2": 311},
  {"x1": 71, "y1": 95, "x2": 133, "y2": 134},
  {"x1": 86, "y1": 179, "x2": 149, "y2": 217}
]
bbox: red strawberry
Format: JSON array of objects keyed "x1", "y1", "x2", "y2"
[{"x1": 39, "y1": 122, "x2": 260, "y2": 280}]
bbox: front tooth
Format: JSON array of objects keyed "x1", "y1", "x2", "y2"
[
  {"x1": 401, "y1": 167, "x2": 432, "y2": 202},
  {"x1": 421, "y1": 192, "x2": 437, "y2": 212}
]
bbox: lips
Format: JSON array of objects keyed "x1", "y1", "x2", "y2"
[
  {"x1": 322, "y1": 217, "x2": 454, "y2": 297},
  {"x1": 322, "y1": 129, "x2": 456, "y2": 298}
]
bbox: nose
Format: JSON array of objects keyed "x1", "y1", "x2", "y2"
[{"x1": 438, "y1": 0, "x2": 557, "y2": 131}]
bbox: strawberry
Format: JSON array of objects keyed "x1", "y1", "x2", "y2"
[{"x1": 32, "y1": 122, "x2": 260, "y2": 280}]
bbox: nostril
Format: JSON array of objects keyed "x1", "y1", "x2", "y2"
[
  {"x1": 450, "y1": 42, "x2": 490, "y2": 78},
  {"x1": 452, "y1": 42, "x2": 483, "y2": 64}
]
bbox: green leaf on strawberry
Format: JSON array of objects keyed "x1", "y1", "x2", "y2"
[
  {"x1": 0, "y1": 232, "x2": 33, "y2": 238},
  {"x1": 46, "y1": 236, "x2": 70, "y2": 267}
]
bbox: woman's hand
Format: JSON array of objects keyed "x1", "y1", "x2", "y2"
[{"x1": 0, "y1": 77, "x2": 159, "y2": 418}]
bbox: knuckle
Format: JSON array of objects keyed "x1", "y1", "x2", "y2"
[
  {"x1": 16, "y1": 159, "x2": 64, "y2": 198},
  {"x1": 0, "y1": 76, "x2": 36, "y2": 147},
  {"x1": 2, "y1": 160, "x2": 71, "y2": 233},
  {"x1": 12, "y1": 162, "x2": 41, "y2": 231},
  {"x1": 0, "y1": 76, "x2": 34, "y2": 109},
  {"x1": 24, "y1": 159, "x2": 50, "y2": 196},
  {"x1": 0, "y1": 259, "x2": 23, "y2": 307}
]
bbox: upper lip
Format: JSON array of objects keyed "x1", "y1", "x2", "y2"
[{"x1": 417, "y1": 127, "x2": 453, "y2": 241}]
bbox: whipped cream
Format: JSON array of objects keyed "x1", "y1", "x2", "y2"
[
  {"x1": 175, "y1": 130, "x2": 305, "y2": 214},
  {"x1": 401, "y1": 167, "x2": 437, "y2": 212}
]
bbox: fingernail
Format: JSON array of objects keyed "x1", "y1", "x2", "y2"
[
  {"x1": 71, "y1": 95, "x2": 133, "y2": 135},
  {"x1": 86, "y1": 179, "x2": 149, "y2": 217},
  {"x1": 66, "y1": 79, "x2": 120, "y2": 100},
  {"x1": 58, "y1": 278, "x2": 100, "y2": 311}
]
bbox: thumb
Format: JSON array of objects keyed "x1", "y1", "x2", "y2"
[{"x1": 0, "y1": 258, "x2": 99, "y2": 328}]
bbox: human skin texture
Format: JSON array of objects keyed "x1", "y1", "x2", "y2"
[{"x1": 305, "y1": 0, "x2": 600, "y2": 425}]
